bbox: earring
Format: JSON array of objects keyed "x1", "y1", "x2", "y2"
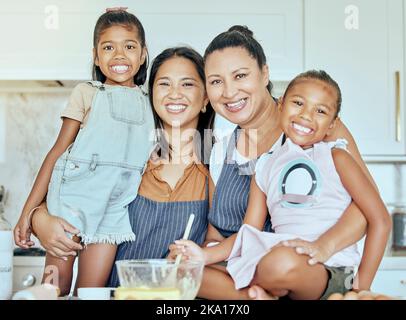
[{"x1": 201, "y1": 106, "x2": 207, "y2": 113}]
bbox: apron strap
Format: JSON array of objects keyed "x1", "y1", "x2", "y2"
[{"x1": 224, "y1": 126, "x2": 240, "y2": 164}]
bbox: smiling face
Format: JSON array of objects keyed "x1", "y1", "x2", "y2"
[
  {"x1": 279, "y1": 78, "x2": 338, "y2": 148},
  {"x1": 152, "y1": 56, "x2": 208, "y2": 131},
  {"x1": 205, "y1": 47, "x2": 270, "y2": 126},
  {"x1": 94, "y1": 25, "x2": 146, "y2": 87}
]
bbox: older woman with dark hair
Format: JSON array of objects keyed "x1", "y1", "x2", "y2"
[{"x1": 191, "y1": 25, "x2": 379, "y2": 300}]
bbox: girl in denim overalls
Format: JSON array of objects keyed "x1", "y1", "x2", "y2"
[{"x1": 14, "y1": 10, "x2": 154, "y2": 294}]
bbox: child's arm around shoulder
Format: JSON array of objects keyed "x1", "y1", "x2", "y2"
[
  {"x1": 283, "y1": 121, "x2": 374, "y2": 265},
  {"x1": 327, "y1": 119, "x2": 377, "y2": 189},
  {"x1": 169, "y1": 175, "x2": 269, "y2": 265},
  {"x1": 331, "y1": 147, "x2": 387, "y2": 223},
  {"x1": 332, "y1": 147, "x2": 392, "y2": 290},
  {"x1": 203, "y1": 175, "x2": 268, "y2": 264}
]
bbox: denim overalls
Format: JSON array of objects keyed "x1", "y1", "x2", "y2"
[{"x1": 46, "y1": 81, "x2": 155, "y2": 245}]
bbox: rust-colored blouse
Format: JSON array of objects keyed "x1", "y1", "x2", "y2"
[{"x1": 137, "y1": 159, "x2": 214, "y2": 204}]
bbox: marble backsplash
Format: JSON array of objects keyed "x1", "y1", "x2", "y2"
[
  {"x1": 0, "y1": 92, "x2": 69, "y2": 230},
  {"x1": 0, "y1": 91, "x2": 406, "y2": 244}
]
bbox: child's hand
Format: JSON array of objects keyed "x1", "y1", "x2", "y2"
[
  {"x1": 13, "y1": 214, "x2": 35, "y2": 248},
  {"x1": 168, "y1": 240, "x2": 206, "y2": 263},
  {"x1": 279, "y1": 238, "x2": 334, "y2": 265}
]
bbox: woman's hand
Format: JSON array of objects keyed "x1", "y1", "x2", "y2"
[
  {"x1": 32, "y1": 208, "x2": 83, "y2": 260},
  {"x1": 168, "y1": 240, "x2": 206, "y2": 263},
  {"x1": 279, "y1": 238, "x2": 335, "y2": 265},
  {"x1": 14, "y1": 213, "x2": 35, "y2": 248}
]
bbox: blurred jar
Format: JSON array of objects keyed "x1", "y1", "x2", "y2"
[{"x1": 387, "y1": 203, "x2": 406, "y2": 250}]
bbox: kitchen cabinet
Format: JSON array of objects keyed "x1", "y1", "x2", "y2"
[
  {"x1": 13, "y1": 255, "x2": 77, "y2": 295},
  {"x1": 0, "y1": 0, "x2": 303, "y2": 81},
  {"x1": 133, "y1": 0, "x2": 303, "y2": 81},
  {"x1": 371, "y1": 257, "x2": 406, "y2": 298},
  {"x1": 305, "y1": 0, "x2": 406, "y2": 157},
  {"x1": 13, "y1": 256, "x2": 46, "y2": 293},
  {"x1": 0, "y1": 1, "x2": 99, "y2": 80}
]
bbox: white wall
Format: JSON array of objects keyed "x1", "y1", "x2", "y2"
[
  {"x1": 0, "y1": 92, "x2": 68, "y2": 234},
  {"x1": 367, "y1": 163, "x2": 405, "y2": 206},
  {"x1": 0, "y1": 103, "x2": 5, "y2": 163}
]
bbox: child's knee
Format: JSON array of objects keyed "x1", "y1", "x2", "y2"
[
  {"x1": 257, "y1": 247, "x2": 303, "y2": 282},
  {"x1": 269, "y1": 288, "x2": 289, "y2": 297}
]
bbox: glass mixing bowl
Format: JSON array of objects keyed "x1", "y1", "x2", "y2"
[{"x1": 114, "y1": 259, "x2": 204, "y2": 300}]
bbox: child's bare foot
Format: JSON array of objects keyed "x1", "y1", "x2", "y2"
[{"x1": 248, "y1": 285, "x2": 279, "y2": 300}]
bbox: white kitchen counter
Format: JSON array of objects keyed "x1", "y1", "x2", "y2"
[
  {"x1": 371, "y1": 256, "x2": 406, "y2": 298},
  {"x1": 379, "y1": 256, "x2": 406, "y2": 269},
  {"x1": 12, "y1": 254, "x2": 406, "y2": 298}
]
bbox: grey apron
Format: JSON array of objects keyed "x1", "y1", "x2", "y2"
[
  {"x1": 108, "y1": 178, "x2": 209, "y2": 287},
  {"x1": 208, "y1": 127, "x2": 278, "y2": 238}
]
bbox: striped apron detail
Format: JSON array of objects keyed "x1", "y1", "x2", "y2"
[
  {"x1": 108, "y1": 179, "x2": 209, "y2": 287},
  {"x1": 208, "y1": 127, "x2": 274, "y2": 238}
]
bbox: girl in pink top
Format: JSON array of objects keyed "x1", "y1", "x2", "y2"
[{"x1": 169, "y1": 70, "x2": 391, "y2": 299}]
